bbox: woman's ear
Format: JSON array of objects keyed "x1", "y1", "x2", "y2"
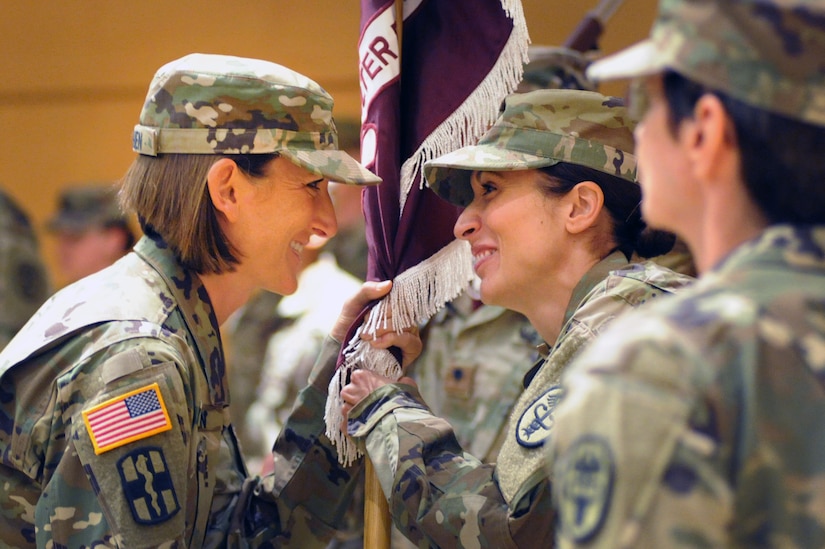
[
  {"x1": 687, "y1": 94, "x2": 738, "y2": 184},
  {"x1": 206, "y1": 158, "x2": 241, "y2": 223},
  {"x1": 566, "y1": 181, "x2": 604, "y2": 234}
]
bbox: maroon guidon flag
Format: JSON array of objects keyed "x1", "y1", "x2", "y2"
[{"x1": 326, "y1": 0, "x2": 530, "y2": 464}]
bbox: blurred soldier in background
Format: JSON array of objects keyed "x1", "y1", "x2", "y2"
[
  {"x1": 47, "y1": 183, "x2": 136, "y2": 287},
  {"x1": 242, "y1": 230, "x2": 363, "y2": 473},
  {"x1": 0, "y1": 188, "x2": 50, "y2": 350}
]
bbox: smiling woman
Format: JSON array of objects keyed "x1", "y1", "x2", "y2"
[
  {"x1": 338, "y1": 88, "x2": 696, "y2": 548},
  {"x1": 0, "y1": 53, "x2": 425, "y2": 549}
]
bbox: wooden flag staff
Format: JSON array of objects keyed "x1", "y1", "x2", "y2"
[{"x1": 362, "y1": 4, "x2": 402, "y2": 547}]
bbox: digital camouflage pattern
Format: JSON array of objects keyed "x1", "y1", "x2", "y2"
[
  {"x1": 391, "y1": 291, "x2": 542, "y2": 549},
  {"x1": 132, "y1": 53, "x2": 381, "y2": 185},
  {"x1": 0, "y1": 189, "x2": 49, "y2": 350},
  {"x1": 0, "y1": 235, "x2": 361, "y2": 548},
  {"x1": 346, "y1": 253, "x2": 693, "y2": 548},
  {"x1": 424, "y1": 89, "x2": 637, "y2": 207},
  {"x1": 550, "y1": 225, "x2": 825, "y2": 548},
  {"x1": 586, "y1": 0, "x2": 825, "y2": 127}
]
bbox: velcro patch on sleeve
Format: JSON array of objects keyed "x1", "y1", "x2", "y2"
[
  {"x1": 118, "y1": 447, "x2": 180, "y2": 524},
  {"x1": 558, "y1": 435, "x2": 614, "y2": 542},
  {"x1": 83, "y1": 382, "x2": 172, "y2": 455}
]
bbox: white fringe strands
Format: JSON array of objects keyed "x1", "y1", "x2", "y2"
[
  {"x1": 325, "y1": 0, "x2": 530, "y2": 466},
  {"x1": 325, "y1": 239, "x2": 475, "y2": 465},
  {"x1": 399, "y1": 0, "x2": 530, "y2": 212}
]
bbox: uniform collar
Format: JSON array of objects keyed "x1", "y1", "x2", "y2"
[
  {"x1": 134, "y1": 233, "x2": 228, "y2": 406},
  {"x1": 561, "y1": 250, "x2": 630, "y2": 329}
]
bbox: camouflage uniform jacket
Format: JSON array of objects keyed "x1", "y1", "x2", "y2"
[
  {"x1": 413, "y1": 293, "x2": 540, "y2": 463},
  {"x1": 0, "y1": 234, "x2": 359, "y2": 548},
  {"x1": 550, "y1": 224, "x2": 825, "y2": 548},
  {"x1": 347, "y1": 251, "x2": 694, "y2": 548}
]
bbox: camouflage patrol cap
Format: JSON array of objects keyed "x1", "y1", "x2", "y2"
[
  {"x1": 47, "y1": 184, "x2": 127, "y2": 233},
  {"x1": 132, "y1": 53, "x2": 381, "y2": 185},
  {"x1": 425, "y1": 89, "x2": 637, "y2": 207},
  {"x1": 586, "y1": 0, "x2": 825, "y2": 127}
]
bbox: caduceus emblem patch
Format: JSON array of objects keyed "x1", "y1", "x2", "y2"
[
  {"x1": 558, "y1": 435, "x2": 614, "y2": 542},
  {"x1": 516, "y1": 385, "x2": 564, "y2": 448}
]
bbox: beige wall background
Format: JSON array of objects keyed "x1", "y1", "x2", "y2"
[{"x1": 0, "y1": 0, "x2": 657, "y2": 284}]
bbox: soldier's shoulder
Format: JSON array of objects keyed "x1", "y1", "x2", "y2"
[{"x1": 608, "y1": 261, "x2": 695, "y2": 293}]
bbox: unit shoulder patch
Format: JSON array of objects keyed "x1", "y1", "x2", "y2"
[
  {"x1": 516, "y1": 385, "x2": 563, "y2": 447},
  {"x1": 558, "y1": 435, "x2": 614, "y2": 542},
  {"x1": 118, "y1": 446, "x2": 180, "y2": 524}
]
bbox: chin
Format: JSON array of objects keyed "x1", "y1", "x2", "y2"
[
  {"x1": 270, "y1": 276, "x2": 299, "y2": 296},
  {"x1": 478, "y1": 282, "x2": 503, "y2": 308}
]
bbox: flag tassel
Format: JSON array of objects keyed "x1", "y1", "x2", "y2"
[{"x1": 325, "y1": 239, "x2": 474, "y2": 466}]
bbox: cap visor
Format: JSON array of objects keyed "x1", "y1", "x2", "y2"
[
  {"x1": 587, "y1": 40, "x2": 664, "y2": 82},
  {"x1": 283, "y1": 149, "x2": 381, "y2": 185},
  {"x1": 426, "y1": 144, "x2": 552, "y2": 173},
  {"x1": 424, "y1": 145, "x2": 556, "y2": 207}
]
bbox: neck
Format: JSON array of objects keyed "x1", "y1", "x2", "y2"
[
  {"x1": 198, "y1": 271, "x2": 255, "y2": 326},
  {"x1": 521, "y1": 247, "x2": 602, "y2": 345},
  {"x1": 686, "y1": 185, "x2": 768, "y2": 274}
]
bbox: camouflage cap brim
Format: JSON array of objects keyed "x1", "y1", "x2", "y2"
[
  {"x1": 281, "y1": 149, "x2": 381, "y2": 186},
  {"x1": 425, "y1": 145, "x2": 557, "y2": 207},
  {"x1": 586, "y1": 40, "x2": 664, "y2": 82},
  {"x1": 47, "y1": 216, "x2": 114, "y2": 233},
  {"x1": 586, "y1": 0, "x2": 825, "y2": 127}
]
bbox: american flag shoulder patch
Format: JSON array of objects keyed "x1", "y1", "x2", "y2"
[{"x1": 83, "y1": 382, "x2": 172, "y2": 455}]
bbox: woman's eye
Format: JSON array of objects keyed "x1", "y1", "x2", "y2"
[
  {"x1": 307, "y1": 180, "x2": 322, "y2": 190},
  {"x1": 481, "y1": 183, "x2": 497, "y2": 196}
]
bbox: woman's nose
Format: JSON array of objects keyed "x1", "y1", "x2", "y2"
[
  {"x1": 453, "y1": 206, "x2": 479, "y2": 240},
  {"x1": 317, "y1": 189, "x2": 339, "y2": 239}
]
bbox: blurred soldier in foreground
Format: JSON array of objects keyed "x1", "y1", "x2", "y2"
[{"x1": 549, "y1": 0, "x2": 825, "y2": 546}]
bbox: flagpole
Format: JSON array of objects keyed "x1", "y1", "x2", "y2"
[
  {"x1": 364, "y1": 453, "x2": 391, "y2": 548},
  {"x1": 361, "y1": 0, "x2": 402, "y2": 543}
]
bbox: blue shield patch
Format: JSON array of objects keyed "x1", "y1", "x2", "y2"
[
  {"x1": 558, "y1": 435, "x2": 614, "y2": 542},
  {"x1": 117, "y1": 447, "x2": 180, "y2": 525},
  {"x1": 516, "y1": 385, "x2": 564, "y2": 447}
]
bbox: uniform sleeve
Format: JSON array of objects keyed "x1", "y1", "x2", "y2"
[
  {"x1": 229, "y1": 336, "x2": 364, "y2": 549},
  {"x1": 549, "y1": 315, "x2": 729, "y2": 549},
  {"x1": 36, "y1": 337, "x2": 196, "y2": 548},
  {"x1": 347, "y1": 383, "x2": 556, "y2": 548}
]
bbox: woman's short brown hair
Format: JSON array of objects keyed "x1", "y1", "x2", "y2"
[{"x1": 119, "y1": 153, "x2": 278, "y2": 274}]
